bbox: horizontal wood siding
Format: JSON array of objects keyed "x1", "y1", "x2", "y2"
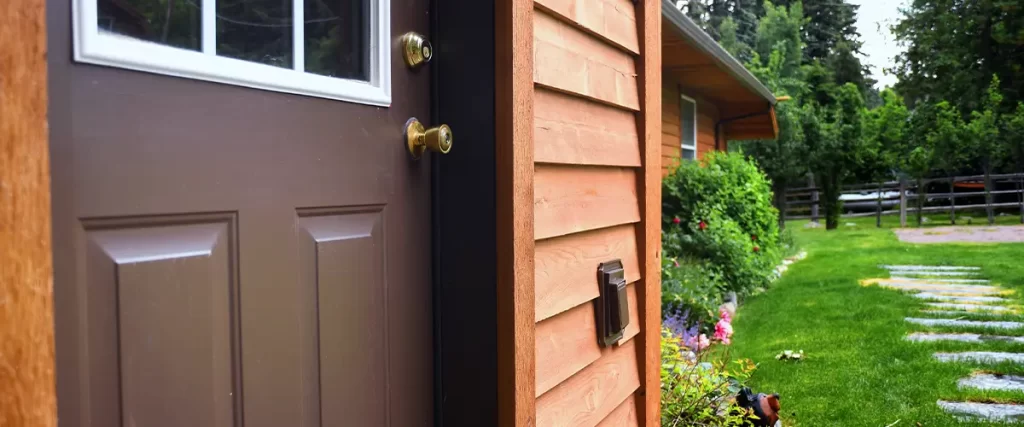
[
  {"x1": 529, "y1": 0, "x2": 656, "y2": 424},
  {"x1": 534, "y1": 283, "x2": 640, "y2": 397},
  {"x1": 661, "y1": 82, "x2": 723, "y2": 177},
  {"x1": 536, "y1": 339, "x2": 641, "y2": 426},
  {"x1": 535, "y1": 88, "x2": 641, "y2": 167},
  {"x1": 534, "y1": 224, "x2": 640, "y2": 322}
]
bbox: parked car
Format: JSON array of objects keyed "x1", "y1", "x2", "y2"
[{"x1": 840, "y1": 190, "x2": 907, "y2": 213}]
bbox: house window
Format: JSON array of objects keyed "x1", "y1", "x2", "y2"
[
  {"x1": 75, "y1": 0, "x2": 390, "y2": 106},
  {"x1": 680, "y1": 94, "x2": 698, "y2": 160}
]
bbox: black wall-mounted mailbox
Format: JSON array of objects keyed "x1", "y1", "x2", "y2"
[{"x1": 596, "y1": 260, "x2": 629, "y2": 347}]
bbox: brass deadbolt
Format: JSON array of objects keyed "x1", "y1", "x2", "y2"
[
  {"x1": 405, "y1": 118, "x2": 452, "y2": 159},
  {"x1": 401, "y1": 32, "x2": 433, "y2": 68}
]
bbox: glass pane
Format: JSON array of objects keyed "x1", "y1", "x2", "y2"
[
  {"x1": 305, "y1": 0, "x2": 370, "y2": 80},
  {"x1": 217, "y1": 0, "x2": 293, "y2": 68},
  {"x1": 97, "y1": 0, "x2": 202, "y2": 51},
  {"x1": 681, "y1": 98, "x2": 696, "y2": 147},
  {"x1": 682, "y1": 148, "x2": 696, "y2": 161}
]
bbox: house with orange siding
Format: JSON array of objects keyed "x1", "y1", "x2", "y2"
[
  {"x1": 4, "y1": 0, "x2": 775, "y2": 426},
  {"x1": 662, "y1": 2, "x2": 780, "y2": 175}
]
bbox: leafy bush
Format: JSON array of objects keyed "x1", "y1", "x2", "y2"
[
  {"x1": 661, "y1": 256, "x2": 725, "y2": 331},
  {"x1": 661, "y1": 329, "x2": 757, "y2": 426},
  {"x1": 663, "y1": 152, "x2": 783, "y2": 295}
]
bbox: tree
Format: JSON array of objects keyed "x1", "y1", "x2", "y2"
[
  {"x1": 928, "y1": 101, "x2": 968, "y2": 224},
  {"x1": 806, "y1": 83, "x2": 866, "y2": 229},
  {"x1": 893, "y1": 0, "x2": 1024, "y2": 115},
  {"x1": 733, "y1": 0, "x2": 808, "y2": 229},
  {"x1": 965, "y1": 75, "x2": 1004, "y2": 225},
  {"x1": 755, "y1": 1, "x2": 804, "y2": 81},
  {"x1": 718, "y1": 17, "x2": 751, "y2": 60},
  {"x1": 861, "y1": 89, "x2": 910, "y2": 226},
  {"x1": 1004, "y1": 103, "x2": 1024, "y2": 223}
]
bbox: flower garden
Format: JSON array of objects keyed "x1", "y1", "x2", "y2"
[{"x1": 659, "y1": 152, "x2": 797, "y2": 425}]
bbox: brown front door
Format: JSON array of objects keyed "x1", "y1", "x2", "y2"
[{"x1": 48, "y1": 1, "x2": 434, "y2": 425}]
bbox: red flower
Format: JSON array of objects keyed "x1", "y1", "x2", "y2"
[
  {"x1": 673, "y1": 217, "x2": 681, "y2": 224},
  {"x1": 753, "y1": 245, "x2": 761, "y2": 253},
  {"x1": 751, "y1": 234, "x2": 758, "y2": 241},
  {"x1": 699, "y1": 221, "x2": 707, "y2": 230}
]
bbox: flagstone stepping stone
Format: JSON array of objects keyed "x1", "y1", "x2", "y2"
[
  {"x1": 883, "y1": 265, "x2": 981, "y2": 271},
  {"x1": 887, "y1": 278, "x2": 992, "y2": 284},
  {"x1": 906, "y1": 318, "x2": 1024, "y2": 329},
  {"x1": 880, "y1": 280, "x2": 999, "y2": 290},
  {"x1": 960, "y1": 374, "x2": 1024, "y2": 392},
  {"x1": 926, "y1": 303, "x2": 1011, "y2": 312},
  {"x1": 935, "y1": 352, "x2": 1024, "y2": 364},
  {"x1": 922, "y1": 310, "x2": 1011, "y2": 317},
  {"x1": 938, "y1": 400, "x2": 1024, "y2": 422},
  {"x1": 892, "y1": 271, "x2": 983, "y2": 276},
  {"x1": 912, "y1": 293, "x2": 1007, "y2": 303},
  {"x1": 906, "y1": 332, "x2": 1024, "y2": 343}
]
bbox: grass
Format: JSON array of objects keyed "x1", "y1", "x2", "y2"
[
  {"x1": 729, "y1": 219, "x2": 1024, "y2": 426},
  {"x1": 820, "y1": 209, "x2": 1023, "y2": 229}
]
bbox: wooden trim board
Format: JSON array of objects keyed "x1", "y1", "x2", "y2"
[
  {"x1": 0, "y1": 0, "x2": 57, "y2": 425},
  {"x1": 634, "y1": 0, "x2": 662, "y2": 423},
  {"x1": 496, "y1": 0, "x2": 537, "y2": 425}
]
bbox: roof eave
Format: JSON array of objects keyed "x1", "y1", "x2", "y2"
[{"x1": 661, "y1": 0, "x2": 777, "y2": 107}]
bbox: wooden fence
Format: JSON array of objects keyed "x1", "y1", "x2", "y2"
[{"x1": 784, "y1": 173, "x2": 1024, "y2": 226}]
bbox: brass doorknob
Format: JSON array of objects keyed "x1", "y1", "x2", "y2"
[
  {"x1": 401, "y1": 32, "x2": 433, "y2": 68},
  {"x1": 405, "y1": 118, "x2": 452, "y2": 159}
]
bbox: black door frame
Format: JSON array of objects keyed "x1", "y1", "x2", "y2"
[{"x1": 430, "y1": 0, "x2": 499, "y2": 425}]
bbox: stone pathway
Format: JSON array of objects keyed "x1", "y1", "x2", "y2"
[{"x1": 872, "y1": 265, "x2": 1024, "y2": 422}]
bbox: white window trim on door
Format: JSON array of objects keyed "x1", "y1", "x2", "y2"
[
  {"x1": 680, "y1": 94, "x2": 698, "y2": 160},
  {"x1": 72, "y1": 0, "x2": 392, "y2": 107}
]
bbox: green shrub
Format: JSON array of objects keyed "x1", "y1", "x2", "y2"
[
  {"x1": 661, "y1": 329, "x2": 756, "y2": 426},
  {"x1": 661, "y1": 256, "x2": 725, "y2": 331},
  {"x1": 663, "y1": 152, "x2": 782, "y2": 295}
]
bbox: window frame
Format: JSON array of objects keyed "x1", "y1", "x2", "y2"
[
  {"x1": 679, "y1": 93, "x2": 698, "y2": 161},
  {"x1": 73, "y1": 0, "x2": 391, "y2": 106}
]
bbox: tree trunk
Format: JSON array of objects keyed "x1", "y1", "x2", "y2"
[
  {"x1": 809, "y1": 174, "x2": 819, "y2": 224},
  {"x1": 774, "y1": 180, "x2": 788, "y2": 230},
  {"x1": 984, "y1": 161, "x2": 995, "y2": 225},
  {"x1": 824, "y1": 175, "x2": 841, "y2": 230},
  {"x1": 948, "y1": 175, "x2": 956, "y2": 225},
  {"x1": 916, "y1": 178, "x2": 925, "y2": 226},
  {"x1": 876, "y1": 182, "x2": 883, "y2": 228},
  {"x1": 899, "y1": 177, "x2": 907, "y2": 228}
]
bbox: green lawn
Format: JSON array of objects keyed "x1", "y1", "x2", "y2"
[{"x1": 729, "y1": 219, "x2": 1024, "y2": 426}]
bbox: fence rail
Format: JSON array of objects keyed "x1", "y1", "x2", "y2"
[{"x1": 783, "y1": 173, "x2": 1024, "y2": 226}]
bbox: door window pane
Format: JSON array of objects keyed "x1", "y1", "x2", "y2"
[
  {"x1": 97, "y1": 0, "x2": 202, "y2": 51},
  {"x1": 216, "y1": 0, "x2": 293, "y2": 68},
  {"x1": 305, "y1": 0, "x2": 370, "y2": 80}
]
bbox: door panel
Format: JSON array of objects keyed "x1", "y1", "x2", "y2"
[{"x1": 48, "y1": 0, "x2": 433, "y2": 425}]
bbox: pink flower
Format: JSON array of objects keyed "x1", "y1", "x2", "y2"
[
  {"x1": 673, "y1": 259, "x2": 680, "y2": 268},
  {"x1": 699, "y1": 221, "x2": 707, "y2": 230},
  {"x1": 686, "y1": 334, "x2": 711, "y2": 351},
  {"x1": 714, "y1": 319, "x2": 734, "y2": 344},
  {"x1": 719, "y1": 307, "x2": 732, "y2": 323},
  {"x1": 673, "y1": 217, "x2": 681, "y2": 224}
]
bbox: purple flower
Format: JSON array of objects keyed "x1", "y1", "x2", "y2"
[{"x1": 663, "y1": 309, "x2": 699, "y2": 349}]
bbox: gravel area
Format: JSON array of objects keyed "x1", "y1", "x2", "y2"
[{"x1": 894, "y1": 225, "x2": 1024, "y2": 243}]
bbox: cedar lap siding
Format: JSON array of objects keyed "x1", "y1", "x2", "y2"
[
  {"x1": 660, "y1": 2, "x2": 779, "y2": 176},
  {"x1": 496, "y1": 0, "x2": 661, "y2": 425}
]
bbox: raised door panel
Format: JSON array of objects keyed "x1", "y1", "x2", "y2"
[
  {"x1": 78, "y1": 214, "x2": 240, "y2": 427},
  {"x1": 296, "y1": 207, "x2": 388, "y2": 427}
]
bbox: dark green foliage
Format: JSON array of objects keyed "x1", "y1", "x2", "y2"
[
  {"x1": 663, "y1": 153, "x2": 783, "y2": 295},
  {"x1": 803, "y1": 84, "x2": 867, "y2": 229},
  {"x1": 893, "y1": 0, "x2": 1024, "y2": 114},
  {"x1": 661, "y1": 257, "x2": 726, "y2": 330}
]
